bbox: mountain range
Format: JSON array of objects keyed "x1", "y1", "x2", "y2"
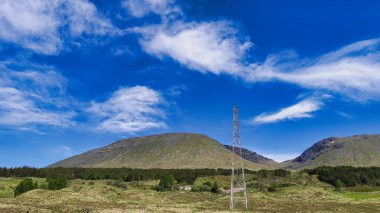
[{"x1": 50, "y1": 133, "x2": 380, "y2": 170}]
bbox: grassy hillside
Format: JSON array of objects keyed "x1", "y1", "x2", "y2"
[
  {"x1": 282, "y1": 134, "x2": 380, "y2": 170},
  {"x1": 50, "y1": 133, "x2": 268, "y2": 169}
]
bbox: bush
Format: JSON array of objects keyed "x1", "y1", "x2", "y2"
[
  {"x1": 335, "y1": 179, "x2": 344, "y2": 191},
  {"x1": 203, "y1": 181, "x2": 213, "y2": 187},
  {"x1": 199, "y1": 184, "x2": 211, "y2": 191},
  {"x1": 191, "y1": 185, "x2": 200, "y2": 192},
  {"x1": 268, "y1": 183, "x2": 279, "y2": 192},
  {"x1": 39, "y1": 182, "x2": 48, "y2": 189},
  {"x1": 14, "y1": 178, "x2": 38, "y2": 196},
  {"x1": 47, "y1": 177, "x2": 68, "y2": 190},
  {"x1": 156, "y1": 175, "x2": 175, "y2": 191},
  {"x1": 211, "y1": 181, "x2": 220, "y2": 193}
]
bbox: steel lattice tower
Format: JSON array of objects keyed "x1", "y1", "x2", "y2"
[{"x1": 230, "y1": 106, "x2": 248, "y2": 210}]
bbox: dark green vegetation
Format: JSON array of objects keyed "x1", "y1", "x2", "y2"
[
  {"x1": 155, "y1": 175, "x2": 175, "y2": 191},
  {"x1": 335, "y1": 179, "x2": 344, "y2": 191},
  {"x1": 0, "y1": 167, "x2": 247, "y2": 185},
  {"x1": 13, "y1": 178, "x2": 38, "y2": 197},
  {"x1": 46, "y1": 177, "x2": 68, "y2": 190},
  {"x1": 283, "y1": 134, "x2": 380, "y2": 169},
  {"x1": 305, "y1": 166, "x2": 380, "y2": 187},
  {"x1": 49, "y1": 133, "x2": 270, "y2": 169}
]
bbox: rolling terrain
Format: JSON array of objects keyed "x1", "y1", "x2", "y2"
[
  {"x1": 282, "y1": 134, "x2": 380, "y2": 170},
  {"x1": 50, "y1": 133, "x2": 270, "y2": 169}
]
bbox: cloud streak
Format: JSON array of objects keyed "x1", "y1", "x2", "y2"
[
  {"x1": 249, "y1": 38, "x2": 380, "y2": 101},
  {"x1": 0, "y1": 0, "x2": 118, "y2": 55},
  {"x1": 122, "y1": 0, "x2": 181, "y2": 19},
  {"x1": 0, "y1": 62, "x2": 74, "y2": 127},
  {"x1": 88, "y1": 86, "x2": 166, "y2": 133},
  {"x1": 136, "y1": 21, "x2": 252, "y2": 76},
  {"x1": 250, "y1": 97, "x2": 323, "y2": 124}
]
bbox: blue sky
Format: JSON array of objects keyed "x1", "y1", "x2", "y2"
[{"x1": 1, "y1": 0, "x2": 380, "y2": 167}]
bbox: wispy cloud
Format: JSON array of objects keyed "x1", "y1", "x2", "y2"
[
  {"x1": 0, "y1": 0, "x2": 118, "y2": 55},
  {"x1": 0, "y1": 61, "x2": 74, "y2": 127},
  {"x1": 122, "y1": 0, "x2": 181, "y2": 19},
  {"x1": 135, "y1": 21, "x2": 252, "y2": 76},
  {"x1": 249, "y1": 96, "x2": 324, "y2": 124},
  {"x1": 88, "y1": 86, "x2": 167, "y2": 133},
  {"x1": 249, "y1": 38, "x2": 380, "y2": 101}
]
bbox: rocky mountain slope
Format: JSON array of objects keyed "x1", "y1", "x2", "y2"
[
  {"x1": 282, "y1": 134, "x2": 380, "y2": 169},
  {"x1": 223, "y1": 145, "x2": 278, "y2": 167}
]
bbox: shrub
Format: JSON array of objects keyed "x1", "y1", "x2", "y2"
[
  {"x1": 203, "y1": 181, "x2": 213, "y2": 187},
  {"x1": 191, "y1": 185, "x2": 200, "y2": 192},
  {"x1": 199, "y1": 184, "x2": 211, "y2": 191},
  {"x1": 156, "y1": 175, "x2": 175, "y2": 191},
  {"x1": 335, "y1": 179, "x2": 344, "y2": 191},
  {"x1": 14, "y1": 178, "x2": 38, "y2": 196},
  {"x1": 273, "y1": 169, "x2": 291, "y2": 178},
  {"x1": 211, "y1": 181, "x2": 220, "y2": 193},
  {"x1": 39, "y1": 182, "x2": 48, "y2": 189},
  {"x1": 47, "y1": 177, "x2": 68, "y2": 190},
  {"x1": 268, "y1": 183, "x2": 279, "y2": 192}
]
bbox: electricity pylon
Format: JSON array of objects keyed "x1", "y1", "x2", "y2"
[{"x1": 230, "y1": 106, "x2": 248, "y2": 210}]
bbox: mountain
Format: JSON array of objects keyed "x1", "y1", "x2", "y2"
[
  {"x1": 223, "y1": 145, "x2": 278, "y2": 167},
  {"x1": 282, "y1": 134, "x2": 380, "y2": 170},
  {"x1": 49, "y1": 133, "x2": 271, "y2": 169}
]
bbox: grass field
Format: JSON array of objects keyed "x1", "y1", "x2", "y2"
[{"x1": 0, "y1": 175, "x2": 379, "y2": 212}]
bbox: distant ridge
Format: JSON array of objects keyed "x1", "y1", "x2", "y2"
[
  {"x1": 49, "y1": 133, "x2": 273, "y2": 169},
  {"x1": 281, "y1": 134, "x2": 380, "y2": 170},
  {"x1": 223, "y1": 145, "x2": 278, "y2": 167}
]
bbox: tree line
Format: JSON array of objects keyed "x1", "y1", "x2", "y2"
[
  {"x1": 0, "y1": 167, "x2": 254, "y2": 184},
  {"x1": 304, "y1": 166, "x2": 380, "y2": 187}
]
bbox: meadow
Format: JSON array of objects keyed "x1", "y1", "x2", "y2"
[{"x1": 0, "y1": 172, "x2": 379, "y2": 212}]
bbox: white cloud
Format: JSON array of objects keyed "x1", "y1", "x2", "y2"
[
  {"x1": 0, "y1": 62, "x2": 74, "y2": 127},
  {"x1": 0, "y1": 0, "x2": 118, "y2": 55},
  {"x1": 250, "y1": 97, "x2": 323, "y2": 124},
  {"x1": 122, "y1": 0, "x2": 181, "y2": 19},
  {"x1": 246, "y1": 38, "x2": 380, "y2": 101},
  {"x1": 136, "y1": 21, "x2": 252, "y2": 76},
  {"x1": 88, "y1": 86, "x2": 166, "y2": 133}
]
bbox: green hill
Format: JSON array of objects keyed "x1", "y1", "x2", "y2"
[
  {"x1": 282, "y1": 134, "x2": 380, "y2": 170},
  {"x1": 49, "y1": 133, "x2": 270, "y2": 169}
]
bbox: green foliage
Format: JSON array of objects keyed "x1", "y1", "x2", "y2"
[
  {"x1": 47, "y1": 177, "x2": 68, "y2": 190},
  {"x1": 0, "y1": 167, "x2": 245, "y2": 185},
  {"x1": 211, "y1": 181, "x2": 220, "y2": 193},
  {"x1": 191, "y1": 185, "x2": 200, "y2": 192},
  {"x1": 305, "y1": 166, "x2": 380, "y2": 187},
  {"x1": 39, "y1": 182, "x2": 48, "y2": 189},
  {"x1": 14, "y1": 178, "x2": 38, "y2": 196},
  {"x1": 155, "y1": 175, "x2": 175, "y2": 191},
  {"x1": 203, "y1": 181, "x2": 212, "y2": 187},
  {"x1": 192, "y1": 181, "x2": 220, "y2": 193},
  {"x1": 335, "y1": 179, "x2": 343, "y2": 191},
  {"x1": 268, "y1": 183, "x2": 279, "y2": 192},
  {"x1": 254, "y1": 169, "x2": 291, "y2": 179}
]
